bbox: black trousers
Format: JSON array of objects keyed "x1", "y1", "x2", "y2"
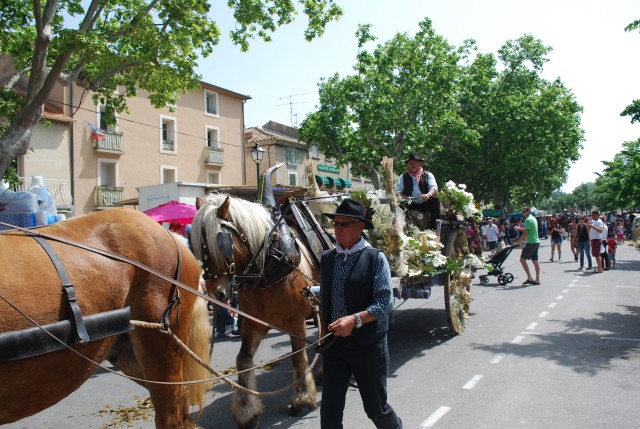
[
  {"x1": 409, "y1": 196, "x2": 441, "y2": 230},
  {"x1": 320, "y1": 336, "x2": 402, "y2": 429}
]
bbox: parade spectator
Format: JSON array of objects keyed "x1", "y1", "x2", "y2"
[
  {"x1": 320, "y1": 199, "x2": 402, "y2": 429},
  {"x1": 397, "y1": 153, "x2": 439, "y2": 230},
  {"x1": 502, "y1": 218, "x2": 512, "y2": 245},
  {"x1": 485, "y1": 218, "x2": 500, "y2": 254},
  {"x1": 607, "y1": 236, "x2": 617, "y2": 268},
  {"x1": 467, "y1": 221, "x2": 483, "y2": 256},
  {"x1": 214, "y1": 290, "x2": 236, "y2": 339},
  {"x1": 480, "y1": 222, "x2": 488, "y2": 250},
  {"x1": 587, "y1": 211, "x2": 604, "y2": 273},
  {"x1": 567, "y1": 218, "x2": 579, "y2": 262},
  {"x1": 541, "y1": 216, "x2": 548, "y2": 239},
  {"x1": 576, "y1": 216, "x2": 592, "y2": 270},
  {"x1": 548, "y1": 217, "x2": 563, "y2": 262},
  {"x1": 600, "y1": 216, "x2": 610, "y2": 271},
  {"x1": 515, "y1": 207, "x2": 541, "y2": 285},
  {"x1": 615, "y1": 222, "x2": 625, "y2": 245}
]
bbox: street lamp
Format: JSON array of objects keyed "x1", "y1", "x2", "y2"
[{"x1": 250, "y1": 143, "x2": 265, "y2": 200}]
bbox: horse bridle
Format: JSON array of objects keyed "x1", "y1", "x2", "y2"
[{"x1": 199, "y1": 216, "x2": 266, "y2": 286}]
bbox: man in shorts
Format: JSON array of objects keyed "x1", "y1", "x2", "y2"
[{"x1": 515, "y1": 207, "x2": 541, "y2": 285}]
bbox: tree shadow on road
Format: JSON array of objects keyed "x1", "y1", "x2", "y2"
[{"x1": 470, "y1": 304, "x2": 640, "y2": 376}]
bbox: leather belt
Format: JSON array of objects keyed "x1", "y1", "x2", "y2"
[{"x1": 33, "y1": 236, "x2": 90, "y2": 343}]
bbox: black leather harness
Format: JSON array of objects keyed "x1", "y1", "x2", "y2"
[{"x1": 0, "y1": 227, "x2": 184, "y2": 361}]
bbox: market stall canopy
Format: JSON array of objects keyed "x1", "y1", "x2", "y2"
[{"x1": 143, "y1": 201, "x2": 196, "y2": 224}]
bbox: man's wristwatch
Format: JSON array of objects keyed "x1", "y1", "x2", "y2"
[{"x1": 354, "y1": 313, "x2": 363, "y2": 329}]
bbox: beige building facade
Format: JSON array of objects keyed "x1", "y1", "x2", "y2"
[
  {"x1": 245, "y1": 121, "x2": 374, "y2": 193},
  {"x1": 1, "y1": 55, "x2": 250, "y2": 216}
]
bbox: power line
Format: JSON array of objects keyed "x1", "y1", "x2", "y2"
[{"x1": 40, "y1": 97, "x2": 244, "y2": 150}]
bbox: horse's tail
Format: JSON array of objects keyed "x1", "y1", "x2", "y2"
[{"x1": 183, "y1": 293, "x2": 212, "y2": 412}]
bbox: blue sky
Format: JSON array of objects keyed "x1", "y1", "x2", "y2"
[{"x1": 196, "y1": 0, "x2": 640, "y2": 193}]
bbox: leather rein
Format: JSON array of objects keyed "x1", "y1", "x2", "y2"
[{"x1": 0, "y1": 221, "x2": 313, "y2": 343}]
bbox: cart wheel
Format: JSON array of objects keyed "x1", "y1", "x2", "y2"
[
  {"x1": 444, "y1": 224, "x2": 472, "y2": 334},
  {"x1": 505, "y1": 273, "x2": 514, "y2": 284},
  {"x1": 480, "y1": 275, "x2": 489, "y2": 284},
  {"x1": 497, "y1": 275, "x2": 508, "y2": 285}
]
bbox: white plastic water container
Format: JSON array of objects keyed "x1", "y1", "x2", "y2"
[{"x1": 27, "y1": 176, "x2": 57, "y2": 216}]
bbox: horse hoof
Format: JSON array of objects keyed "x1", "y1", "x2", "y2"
[{"x1": 289, "y1": 405, "x2": 300, "y2": 416}]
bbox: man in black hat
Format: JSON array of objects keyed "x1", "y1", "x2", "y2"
[
  {"x1": 320, "y1": 199, "x2": 402, "y2": 429},
  {"x1": 396, "y1": 153, "x2": 440, "y2": 230}
]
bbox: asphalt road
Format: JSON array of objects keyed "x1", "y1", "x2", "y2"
[{"x1": 5, "y1": 239, "x2": 640, "y2": 429}]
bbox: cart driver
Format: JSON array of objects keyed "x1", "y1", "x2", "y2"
[{"x1": 397, "y1": 153, "x2": 440, "y2": 230}]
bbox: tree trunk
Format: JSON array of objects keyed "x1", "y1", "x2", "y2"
[{"x1": 0, "y1": 108, "x2": 43, "y2": 178}]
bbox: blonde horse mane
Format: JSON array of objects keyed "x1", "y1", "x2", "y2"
[{"x1": 191, "y1": 193, "x2": 317, "y2": 283}]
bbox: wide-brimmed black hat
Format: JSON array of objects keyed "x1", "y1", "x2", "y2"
[
  {"x1": 325, "y1": 199, "x2": 374, "y2": 230},
  {"x1": 404, "y1": 153, "x2": 424, "y2": 163}
]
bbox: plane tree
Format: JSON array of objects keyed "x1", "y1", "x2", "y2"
[
  {"x1": 299, "y1": 18, "x2": 472, "y2": 189},
  {"x1": 299, "y1": 22, "x2": 584, "y2": 209},
  {"x1": 0, "y1": 0, "x2": 343, "y2": 178}
]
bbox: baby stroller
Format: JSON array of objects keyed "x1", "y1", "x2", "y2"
[{"x1": 479, "y1": 244, "x2": 517, "y2": 285}]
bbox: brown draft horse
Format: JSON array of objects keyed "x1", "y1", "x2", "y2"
[
  {"x1": 0, "y1": 209, "x2": 211, "y2": 428},
  {"x1": 191, "y1": 193, "x2": 320, "y2": 429}
]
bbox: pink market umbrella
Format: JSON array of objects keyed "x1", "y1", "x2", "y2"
[{"x1": 143, "y1": 201, "x2": 197, "y2": 225}]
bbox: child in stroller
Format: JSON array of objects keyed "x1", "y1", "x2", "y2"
[{"x1": 479, "y1": 244, "x2": 517, "y2": 285}]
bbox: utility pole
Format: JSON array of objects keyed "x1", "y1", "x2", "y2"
[{"x1": 278, "y1": 93, "x2": 307, "y2": 127}]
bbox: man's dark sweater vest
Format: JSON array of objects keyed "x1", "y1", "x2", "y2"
[
  {"x1": 320, "y1": 247, "x2": 388, "y2": 347},
  {"x1": 401, "y1": 171, "x2": 441, "y2": 230},
  {"x1": 401, "y1": 171, "x2": 430, "y2": 196}
]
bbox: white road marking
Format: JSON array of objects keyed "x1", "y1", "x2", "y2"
[
  {"x1": 419, "y1": 406, "x2": 451, "y2": 428},
  {"x1": 556, "y1": 295, "x2": 564, "y2": 300},
  {"x1": 562, "y1": 289, "x2": 570, "y2": 293},
  {"x1": 490, "y1": 353, "x2": 506, "y2": 364},
  {"x1": 599, "y1": 337, "x2": 640, "y2": 342},
  {"x1": 526, "y1": 322, "x2": 538, "y2": 330},
  {"x1": 462, "y1": 374, "x2": 484, "y2": 390},
  {"x1": 571, "y1": 279, "x2": 578, "y2": 283},
  {"x1": 538, "y1": 311, "x2": 549, "y2": 318},
  {"x1": 548, "y1": 302, "x2": 557, "y2": 308},
  {"x1": 511, "y1": 336, "x2": 525, "y2": 344}
]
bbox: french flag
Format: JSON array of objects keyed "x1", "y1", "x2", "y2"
[{"x1": 87, "y1": 121, "x2": 106, "y2": 141}]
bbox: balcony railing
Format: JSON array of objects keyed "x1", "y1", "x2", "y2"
[
  {"x1": 95, "y1": 186, "x2": 124, "y2": 208},
  {"x1": 93, "y1": 130, "x2": 123, "y2": 153},
  {"x1": 16, "y1": 177, "x2": 73, "y2": 211},
  {"x1": 162, "y1": 140, "x2": 175, "y2": 151},
  {"x1": 204, "y1": 146, "x2": 224, "y2": 165}
]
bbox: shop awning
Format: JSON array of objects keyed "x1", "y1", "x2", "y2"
[
  {"x1": 334, "y1": 178, "x2": 353, "y2": 189},
  {"x1": 326, "y1": 176, "x2": 335, "y2": 187},
  {"x1": 315, "y1": 175, "x2": 332, "y2": 187}
]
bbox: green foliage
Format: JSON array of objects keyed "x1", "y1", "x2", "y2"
[
  {"x1": 300, "y1": 24, "x2": 584, "y2": 210},
  {"x1": 0, "y1": 0, "x2": 343, "y2": 177},
  {"x1": 622, "y1": 19, "x2": 640, "y2": 125},
  {"x1": 620, "y1": 99, "x2": 640, "y2": 124},
  {"x1": 300, "y1": 18, "x2": 469, "y2": 187},
  {"x1": 624, "y1": 19, "x2": 640, "y2": 32},
  {"x1": 593, "y1": 139, "x2": 640, "y2": 210},
  {"x1": 2, "y1": 160, "x2": 20, "y2": 189}
]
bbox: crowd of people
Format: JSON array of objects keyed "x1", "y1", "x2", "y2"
[{"x1": 464, "y1": 208, "x2": 635, "y2": 283}]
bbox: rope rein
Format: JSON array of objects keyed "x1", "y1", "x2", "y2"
[{"x1": 132, "y1": 311, "x2": 326, "y2": 397}]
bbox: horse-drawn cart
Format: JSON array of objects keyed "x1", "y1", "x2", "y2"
[{"x1": 293, "y1": 195, "x2": 475, "y2": 335}]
